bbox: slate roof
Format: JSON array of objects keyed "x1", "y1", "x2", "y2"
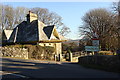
[{"x1": 2, "y1": 12, "x2": 67, "y2": 44}]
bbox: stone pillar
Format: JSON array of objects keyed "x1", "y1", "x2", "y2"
[
  {"x1": 92, "y1": 51, "x2": 95, "y2": 55},
  {"x1": 54, "y1": 54, "x2": 57, "y2": 61},
  {"x1": 69, "y1": 52, "x2": 72, "y2": 62},
  {"x1": 26, "y1": 51, "x2": 29, "y2": 59}
]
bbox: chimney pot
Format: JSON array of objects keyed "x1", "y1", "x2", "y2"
[{"x1": 26, "y1": 11, "x2": 38, "y2": 23}]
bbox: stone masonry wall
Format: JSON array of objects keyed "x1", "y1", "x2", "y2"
[
  {"x1": 1, "y1": 47, "x2": 28, "y2": 59},
  {"x1": 78, "y1": 55, "x2": 120, "y2": 72}
]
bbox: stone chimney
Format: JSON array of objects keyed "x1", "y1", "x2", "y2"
[{"x1": 26, "y1": 11, "x2": 38, "y2": 23}]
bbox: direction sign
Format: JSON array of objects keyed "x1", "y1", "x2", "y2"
[
  {"x1": 92, "y1": 39, "x2": 99, "y2": 46},
  {"x1": 85, "y1": 46, "x2": 99, "y2": 51}
]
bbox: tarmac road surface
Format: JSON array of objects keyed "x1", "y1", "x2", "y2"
[{"x1": 1, "y1": 57, "x2": 120, "y2": 79}]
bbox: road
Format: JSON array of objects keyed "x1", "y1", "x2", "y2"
[{"x1": 0, "y1": 57, "x2": 120, "y2": 79}]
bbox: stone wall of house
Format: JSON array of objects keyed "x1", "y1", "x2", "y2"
[
  {"x1": 39, "y1": 43, "x2": 62, "y2": 55},
  {"x1": 0, "y1": 44, "x2": 63, "y2": 61},
  {"x1": 0, "y1": 45, "x2": 56, "y2": 60},
  {"x1": 1, "y1": 47, "x2": 28, "y2": 59},
  {"x1": 55, "y1": 43, "x2": 62, "y2": 55}
]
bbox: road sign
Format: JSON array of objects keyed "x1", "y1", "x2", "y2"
[
  {"x1": 85, "y1": 46, "x2": 99, "y2": 51},
  {"x1": 92, "y1": 39, "x2": 99, "y2": 46}
]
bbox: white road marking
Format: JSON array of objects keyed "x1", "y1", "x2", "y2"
[{"x1": 1, "y1": 71, "x2": 29, "y2": 78}]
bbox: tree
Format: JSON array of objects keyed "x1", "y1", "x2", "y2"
[
  {"x1": 0, "y1": 4, "x2": 2, "y2": 44},
  {"x1": 1, "y1": 5, "x2": 14, "y2": 29},
  {"x1": 62, "y1": 42, "x2": 80, "y2": 52},
  {"x1": 79, "y1": 8, "x2": 115, "y2": 50},
  {"x1": 1, "y1": 4, "x2": 28, "y2": 30},
  {"x1": 0, "y1": 4, "x2": 2, "y2": 30},
  {"x1": 59, "y1": 25, "x2": 71, "y2": 36},
  {"x1": 31, "y1": 8, "x2": 63, "y2": 28},
  {"x1": 13, "y1": 7, "x2": 29, "y2": 27},
  {"x1": 1, "y1": 4, "x2": 70, "y2": 37},
  {"x1": 112, "y1": 1, "x2": 120, "y2": 50},
  {"x1": 31, "y1": 7, "x2": 70, "y2": 36}
]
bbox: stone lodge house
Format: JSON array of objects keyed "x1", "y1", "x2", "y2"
[{"x1": 2, "y1": 11, "x2": 67, "y2": 55}]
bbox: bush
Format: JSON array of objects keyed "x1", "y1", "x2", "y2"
[
  {"x1": 24, "y1": 45, "x2": 55, "y2": 60},
  {"x1": 98, "y1": 51, "x2": 114, "y2": 55}
]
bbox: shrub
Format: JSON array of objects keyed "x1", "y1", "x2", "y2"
[
  {"x1": 98, "y1": 51, "x2": 113, "y2": 55},
  {"x1": 24, "y1": 45, "x2": 55, "y2": 60}
]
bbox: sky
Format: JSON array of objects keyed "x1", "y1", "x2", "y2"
[{"x1": 2, "y1": 2, "x2": 113, "y2": 40}]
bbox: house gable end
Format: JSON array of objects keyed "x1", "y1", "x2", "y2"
[
  {"x1": 4, "y1": 30, "x2": 13, "y2": 40},
  {"x1": 50, "y1": 26, "x2": 60, "y2": 40},
  {"x1": 8, "y1": 27, "x2": 18, "y2": 43},
  {"x1": 2, "y1": 30, "x2": 7, "y2": 43},
  {"x1": 38, "y1": 20, "x2": 48, "y2": 41}
]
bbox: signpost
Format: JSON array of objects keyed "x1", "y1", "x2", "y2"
[
  {"x1": 85, "y1": 46, "x2": 99, "y2": 51},
  {"x1": 85, "y1": 38, "x2": 100, "y2": 55},
  {"x1": 92, "y1": 38, "x2": 99, "y2": 46}
]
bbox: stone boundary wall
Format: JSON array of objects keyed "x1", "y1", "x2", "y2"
[
  {"x1": 78, "y1": 55, "x2": 120, "y2": 72},
  {"x1": 0, "y1": 47, "x2": 28, "y2": 59}
]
